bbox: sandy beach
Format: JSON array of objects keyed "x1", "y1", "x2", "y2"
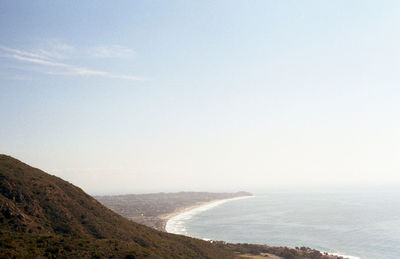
[{"x1": 164, "y1": 196, "x2": 253, "y2": 234}]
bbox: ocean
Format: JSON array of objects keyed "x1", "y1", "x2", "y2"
[{"x1": 166, "y1": 191, "x2": 400, "y2": 259}]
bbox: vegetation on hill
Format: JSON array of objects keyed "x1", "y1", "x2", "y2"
[
  {"x1": 0, "y1": 155, "x2": 235, "y2": 258},
  {"x1": 0, "y1": 155, "x2": 347, "y2": 259},
  {"x1": 216, "y1": 242, "x2": 346, "y2": 259}
]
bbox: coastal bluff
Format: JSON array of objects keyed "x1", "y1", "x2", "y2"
[
  {"x1": 0, "y1": 155, "x2": 347, "y2": 259},
  {"x1": 0, "y1": 155, "x2": 236, "y2": 258}
]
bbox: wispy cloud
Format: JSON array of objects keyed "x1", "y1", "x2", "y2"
[
  {"x1": 0, "y1": 43, "x2": 145, "y2": 81},
  {"x1": 1, "y1": 53, "x2": 67, "y2": 67},
  {"x1": 88, "y1": 44, "x2": 135, "y2": 58},
  {"x1": 47, "y1": 68, "x2": 144, "y2": 81},
  {"x1": 36, "y1": 41, "x2": 75, "y2": 59},
  {"x1": 0, "y1": 46, "x2": 52, "y2": 60}
]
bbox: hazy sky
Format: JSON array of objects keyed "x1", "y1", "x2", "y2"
[{"x1": 1, "y1": 1, "x2": 400, "y2": 194}]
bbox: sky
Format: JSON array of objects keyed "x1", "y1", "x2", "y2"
[{"x1": 1, "y1": 1, "x2": 400, "y2": 194}]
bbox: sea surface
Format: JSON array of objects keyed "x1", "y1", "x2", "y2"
[{"x1": 166, "y1": 191, "x2": 400, "y2": 259}]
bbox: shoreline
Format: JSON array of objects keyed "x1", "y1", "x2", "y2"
[
  {"x1": 327, "y1": 252, "x2": 360, "y2": 259},
  {"x1": 164, "y1": 195, "x2": 253, "y2": 234},
  {"x1": 163, "y1": 196, "x2": 358, "y2": 259}
]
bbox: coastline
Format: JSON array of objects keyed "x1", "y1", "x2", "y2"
[
  {"x1": 164, "y1": 195, "x2": 253, "y2": 234},
  {"x1": 327, "y1": 252, "x2": 360, "y2": 259},
  {"x1": 164, "y1": 196, "x2": 358, "y2": 259}
]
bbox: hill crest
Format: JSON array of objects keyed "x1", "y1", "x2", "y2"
[{"x1": 0, "y1": 154, "x2": 234, "y2": 258}]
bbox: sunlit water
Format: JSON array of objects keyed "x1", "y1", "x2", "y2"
[{"x1": 167, "y1": 191, "x2": 400, "y2": 259}]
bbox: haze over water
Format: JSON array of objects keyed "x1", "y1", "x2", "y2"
[
  {"x1": 2, "y1": 1, "x2": 400, "y2": 194},
  {"x1": 1, "y1": 2, "x2": 400, "y2": 257},
  {"x1": 169, "y1": 190, "x2": 400, "y2": 259}
]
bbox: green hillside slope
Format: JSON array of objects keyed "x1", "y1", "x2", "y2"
[{"x1": 0, "y1": 155, "x2": 234, "y2": 258}]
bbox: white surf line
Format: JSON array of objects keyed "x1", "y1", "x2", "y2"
[
  {"x1": 327, "y1": 252, "x2": 361, "y2": 259},
  {"x1": 165, "y1": 195, "x2": 253, "y2": 236}
]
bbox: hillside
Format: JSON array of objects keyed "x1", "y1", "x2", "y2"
[
  {"x1": 95, "y1": 191, "x2": 252, "y2": 230},
  {"x1": 0, "y1": 155, "x2": 347, "y2": 259},
  {"x1": 0, "y1": 155, "x2": 235, "y2": 258}
]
